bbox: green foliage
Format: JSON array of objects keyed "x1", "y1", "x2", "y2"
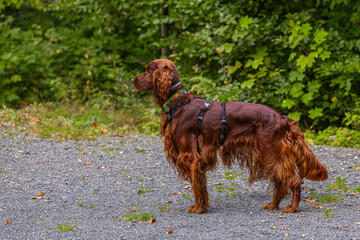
[
  {"x1": 0, "y1": 0, "x2": 360, "y2": 141},
  {"x1": 308, "y1": 127, "x2": 360, "y2": 149},
  {"x1": 123, "y1": 212, "x2": 154, "y2": 222}
]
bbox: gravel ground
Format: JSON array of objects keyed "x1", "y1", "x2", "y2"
[{"x1": 1, "y1": 129, "x2": 360, "y2": 239}]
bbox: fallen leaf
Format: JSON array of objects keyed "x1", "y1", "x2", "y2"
[
  {"x1": 83, "y1": 162, "x2": 92, "y2": 165},
  {"x1": 165, "y1": 201, "x2": 172, "y2": 204},
  {"x1": 286, "y1": 228, "x2": 291, "y2": 231},
  {"x1": 96, "y1": 166, "x2": 100, "y2": 169},
  {"x1": 81, "y1": 176, "x2": 85, "y2": 179},
  {"x1": 350, "y1": 193, "x2": 357, "y2": 196},
  {"x1": 298, "y1": 212, "x2": 304, "y2": 215},
  {"x1": 148, "y1": 218, "x2": 156, "y2": 224},
  {"x1": 213, "y1": 182, "x2": 223, "y2": 186},
  {"x1": 278, "y1": 215, "x2": 286, "y2": 219},
  {"x1": 37, "y1": 193, "x2": 45, "y2": 197},
  {"x1": 185, "y1": 185, "x2": 191, "y2": 189},
  {"x1": 31, "y1": 197, "x2": 37, "y2": 200},
  {"x1": 312, "y1": 205, "x2": 323, "y2": 209},
  {"x1": 305, "y1": 199, "x2": 317, "y2": 202},
  {"x1": 285, "y1": 233, "x2": 289, "y2": 237},
  {"x1": 170, "y1": 192, "x2": 183, "y2": 196},
  {"x1": 165, "y1": 231, "x2": 173, "y2": 234},
  {"x1": 80, "y1": 152, "x2": 89, "y2": 155},
  {"x1": 6, "y1": 221, "x2": 10, "y2": 224},
  {"x1": 46, "y1": 197, "x2": 50, "y2": 200},
  {"x1": 18, "y1": 150, "x2": 24, "y2": 153}
]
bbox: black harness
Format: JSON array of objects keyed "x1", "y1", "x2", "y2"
[{"x1": 167, "y1": 98, "x2": 227, "y2": 146}]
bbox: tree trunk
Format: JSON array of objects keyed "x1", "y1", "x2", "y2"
[{"x1": 161, "y1": 6, "x2": 169, "y2": 58}]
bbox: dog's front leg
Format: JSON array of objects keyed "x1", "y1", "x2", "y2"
[{"x1": 186, "y1": 159, "x2": 209, "y2": 214}]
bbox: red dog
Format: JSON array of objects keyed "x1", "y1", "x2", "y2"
[{"x1": 132, "y1": 59, "x2": 328, "y2": 213}]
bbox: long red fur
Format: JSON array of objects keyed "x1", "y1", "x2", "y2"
[{"x1": 132, "y1": 59, "x2": 328, "y2": 213}]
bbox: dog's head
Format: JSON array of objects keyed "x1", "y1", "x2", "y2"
[{"x1": 132, "y1": 59, "x2": 181, "y2": 106}]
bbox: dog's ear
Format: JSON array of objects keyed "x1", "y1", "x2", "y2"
[{"x1": 153, "y1": 65, "x2": 173, "y2": 101}]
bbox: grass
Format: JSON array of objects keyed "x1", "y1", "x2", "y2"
[
  {"x1": 322, "y1": 209, "x2": 336, "y2": 217},
  {"x1": 327, "y1": 177, "x2": 346, "y2": 190},
  {"x1": 224, "y1": 193, "x2": 239, "y2": 198},
  {"x1": 223, "y1": 171, "x2": 242, "y2": 180},
  {"x1": 354, "y1": 185, "x2": 360, "y2": 192},
  {"x1": 157, "y1": 203, "x2": 169, "y2": 212},
  {"x1": 318, "y1": 194, "x2": 343, "y2": 203},
  {"x1": 126, "y1": 201, "x2": 142, "y2": 212},
  {"x1": 123, "y1": 212, "x2": 154, "y2": 221},
  {"x1": 0, "y1": 102, "x2": 159, "y2": 140},
  {"x1": 56, "y1": 223, "x2": 76, "y2": 233},
  {"x1": 137, "y1": 186, "x2": 152, "y2": 194}
]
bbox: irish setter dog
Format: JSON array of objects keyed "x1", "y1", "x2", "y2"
[{"x1": 132, "y1": 59, "x2": 328, "y2": 214}]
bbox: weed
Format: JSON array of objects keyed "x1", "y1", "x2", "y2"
[
  {"x1": 223, "y1": 171, "x2": 242, "y2": 180},
  {"x1": 126, "y1": 201, "x2": 142, "y2": 212},
  {"x1": 157, "y1": 204, "x2": 169, "y2": 212},
  {"x1": 137, "y1": 186, "x2": 152, "y2": 194},
  {"x1": 56, "y1": 223, "x2": 76, "y2": 233},
  {"x1": 134, "y1": 148, "x2": 145, "y2": 153},
  {"x1": 215, "y1": 186, "x2": 224, "y2": 192},
  {"x1": 224, "y1": 193, "x2": 239, "y2": 198},
  {"x1": 249, "y1": 194, "x2": 255, "y2": 198},
  {"x1": 178, "y1": 193, "x2": 192, "y2": 202},
  {"x1": 78, "y1": 203, "x2": 84, "y2": 207},
  {"x1": 225, "y1": 186, "x2": 238, "y2": 191},
  {"x1": 102, "y1": 147, "x2": 115, "y2": 152},
  {"x1": 318, "y1": 194, "x2": 342, "y2": 203},
  {"x1": 327, "y1": 177, "x2": 346, "y2": 190},
  {"x1": 123, "y1": 212, "x2": 154, "y2": 222},
  {"x1": 0, "y1": 170, "x2": 8, "y2": 174},
  {"x1": 322, "y1": 209, "x2": 336, "y2": 217},
  {"x1": 215, "y1": 199, "x2": 223, "y2": 203},
  {"x1": 89, "y1": 204, "x2": 94, "y2": 208},
  {"x1": 309, "y1": 189, "x2": 318, "y2": 198},
  {"x1": 137, "y1": 178, "x2": 144, "y2": 182},
  {"x1": 354, "y1": 185, "x2": 360, "y2": 192},
  {"x1": 118, "y1": 171, "x2": 128, "y2": 174}
]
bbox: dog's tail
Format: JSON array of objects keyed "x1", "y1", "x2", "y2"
[{"x1": 290, "y1": 121, "x2": 328, "y2": 181}]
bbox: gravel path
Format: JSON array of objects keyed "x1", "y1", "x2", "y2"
[{"x1": 1, "y1": 129, "x2": 360, "y2": 239}]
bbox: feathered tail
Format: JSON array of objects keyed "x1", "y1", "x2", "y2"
[{"x1": 290, "y1": 122, "x2": 328, "y2": 181}]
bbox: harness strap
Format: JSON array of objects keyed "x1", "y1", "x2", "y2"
[
  {"x1": 167, "y1": 97, "x2": 201, "y2": 122},
  {"x1": 195, "y1": 100, "x2": 215, "y2": 137},
  {"x1": 219, "y1": 102, "x2": 227, "y2": 146}
]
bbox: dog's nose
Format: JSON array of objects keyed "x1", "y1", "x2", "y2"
[{"x1": 131, "y1": 78, "x2": 135, "y2": 83}]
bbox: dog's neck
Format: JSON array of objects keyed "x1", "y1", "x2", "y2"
[{"x1": 161, "y1": 83, "x2": 186, "y2": 112}]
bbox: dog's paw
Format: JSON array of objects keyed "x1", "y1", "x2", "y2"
[
  {"x1": 261, "y1": 203, "x2": 279, "y2": 210},
  {"x1": 282, "y1": 205, "x2": 298, "y2": 213},
  {"x1": 186, "y1": 205, "x2": 207, "y2": 214}
]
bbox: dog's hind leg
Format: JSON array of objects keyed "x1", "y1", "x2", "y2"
[
  {"x1": 282, "y1": 174, "x2": 302, "y2": 213},
  {"x1": 262, "y1": 181, "x2": 287, "y2": 211}
]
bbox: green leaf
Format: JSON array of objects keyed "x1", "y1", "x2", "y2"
[
  {"x1": 227, "y1": 61, "x2": 242, "y2": 75},
  {"x1": 296, "y1": 54, "x2": 316, "y2": 69},
  {"x1": 10, "y1": 74, "x2": 22, "y2": 83},
  {"x1": 313, "y1": 29, "x2": 328, "y2": 45},
  {"x1": 301, "y1": 93, "x2": 313, "y2": 105},
  {"x1": 281, "y1": 99, "x2": 295, "y2": 109},
  {"x1": 239, "y1": 16, "x2": 252, "y2": 28},
  {"x1": 240, "y1": 79, "x2": 255, "y2": 89},
  {"x1": 288, "y1": 112, "x2": 302, "y2": 122},
  {"x1": 309, "y1": 108, "x2": 324, "y2": 119},
  {"x1": 232, "y1": 29, "x2": 248, "y2": 41},
  {"x1": 290, "y1": 83, "x2": 305, "y2": 98}
]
